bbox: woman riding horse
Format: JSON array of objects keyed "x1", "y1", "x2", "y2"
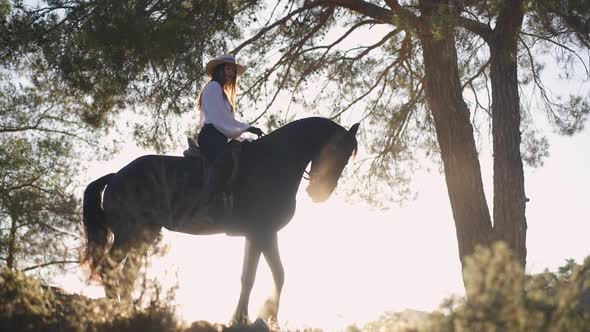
[
  {"x1": 195, "y1": 54, "x2": 264, "y2": 223},
  {"x1": 80, "y1": 53, "x2": 360, "y2": 328},
  {"x1": 82, "y1": 117, "x2": 358, "y2": 327}
]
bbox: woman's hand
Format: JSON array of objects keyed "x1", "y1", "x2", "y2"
[{"x1": 247, "y1": 126, "x2": 264, "y2": 138}]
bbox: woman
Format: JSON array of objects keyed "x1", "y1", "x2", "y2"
[{"x1": 193, "y1": 54, "x2": 263, "y2": 223}]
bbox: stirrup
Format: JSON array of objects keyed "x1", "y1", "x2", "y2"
[
  {"x1": 192, "y1": 205, "x2": 214, "y2": 225},
  {"x1": 221, "y1": 192, "x2": 234, "y2": 211}
]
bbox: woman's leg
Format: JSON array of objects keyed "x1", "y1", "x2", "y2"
[
  {"x1": 194, "y1": 124, "x2": 229, "y2": 222},
  {"x1": 198, "y1": 124, "x2": 227, "y2": 162}
]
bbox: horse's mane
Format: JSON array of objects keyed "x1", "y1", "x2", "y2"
[{"x1": 253, "y1": 117, "x2": 345, "y2": 148}]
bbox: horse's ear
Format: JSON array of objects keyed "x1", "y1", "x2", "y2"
[{"x1": 348, "y1": 123, "x2": 360, "y2": 136}]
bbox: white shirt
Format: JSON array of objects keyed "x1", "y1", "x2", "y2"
[{"x1": 199, "y1": 81, "x2": 250, "y2": 139}]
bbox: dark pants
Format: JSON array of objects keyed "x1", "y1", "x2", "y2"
[
  {"x1": 195, "y1": 125, "x2": 234, "y2": 213},
  {"x1": 198, "y1": 124, "x2": 228, "y2": 162}
]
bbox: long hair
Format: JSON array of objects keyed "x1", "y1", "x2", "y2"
[{"x1": 197, "y1": 63, "x2": 238, "y2": 111}]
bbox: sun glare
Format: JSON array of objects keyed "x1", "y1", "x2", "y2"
[
  {"x1": 132, "y1": 172, "x2": 465, "y2": 331},
  {"x1": 68, "y1": 127, "x2": 590, "y2": 331}
]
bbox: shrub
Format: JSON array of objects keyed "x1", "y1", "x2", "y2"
[
  {"x1": 359, "y1": 244, "x2": 590, "y2": 332},
  {"x1": 0, "y1": 267, "x2": 181, "y2": 332},
  {"x1": 424, "y1": 243, "x2": 590, "y2": 332},
  {"x1": 0, "y1": 267, "x2": 56, "y2": 331}
]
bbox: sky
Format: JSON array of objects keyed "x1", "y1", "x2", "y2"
[{"x1": 56, "y1": 115, "x2": 590, "y2": 331}]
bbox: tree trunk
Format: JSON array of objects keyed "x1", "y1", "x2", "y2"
[
  {"x1": 490, "y1": 0, "x2": 527, "y2": 266},
  {"x1": 7, "y1": 213, "x2": 17, "y2": 270},
  {"x1": 418, "y1": 1, "x2": 493, "y2": 267}
]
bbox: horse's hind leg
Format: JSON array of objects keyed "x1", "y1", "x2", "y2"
[
  {"x1": 119, "y1": 250, "x2": 144, "y2": 304},
  {"x1": 99, "y1": 224, "x2": 141, "y2": 301},
  {"x1": 119, "y1": 228, "x2": 160, "y2": 303},
  {"x1": 100, "y1": 235, "x2": 130, "y2": 300}
]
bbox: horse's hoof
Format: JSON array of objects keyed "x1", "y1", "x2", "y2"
[
  {"x1": 225, "y1": 319, "x2": 269, "y2": 332},
  {"x1": 258, "y1": 300, "x2": 278, "y2": 321},
  {"x1": 252, "y1": 318, "x2": 271, "y2": 331},
  {"x1": 229, "y1": 314, "x2": 250, "y2": 327},
  {"x1": 262, "y1": 317, "x2": 279, "y2": 331}
]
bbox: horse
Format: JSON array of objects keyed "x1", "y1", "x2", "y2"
[{"x1": 81, "y1": 117, "x2": 359, "y2": 326}]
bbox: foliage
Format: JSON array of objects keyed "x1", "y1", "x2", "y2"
[
  {"x1": 0, "y1": 62, "x2": 101, "y2": 276},
  {"x1": 2, "y1": 0, "x2": 588, "y2": 297},
  {"x1": 3, "y1": 0, "x2": 256, "y2": 151},
  {"x1": 236, "y1": 2, "x2": 431, "y2": 205},
  {"x1": 227, "y1": 0, "x2": 590, "y2": 205},
  {"x1": 5, "y1": 0, "x2": 587, "y2": 200},
  {"x1": 0, "y1": 267, "x2": 182, "y2": 332},
  {"x1": 355, "y1": 245, "x2": 590, "y2": 332},
  {"x1": 0, "y1": 267, "x2": 56, "y2": 330},
  {"x1": 429, "y1": 244, "x2": 590, "y2": 332},
  {"x1": 2, "y1": 251, "x2": 590, "y2": 332}
]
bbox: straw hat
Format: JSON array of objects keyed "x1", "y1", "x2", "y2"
[{"x1": 205, "y1": 54, "x2": 247, "y2": 77}]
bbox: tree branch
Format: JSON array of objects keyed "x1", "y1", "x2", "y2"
[
  {"x1": 7, "y1": 172, "x2": 45, "y2": 192},
  {"x1": 342, "y1": 28, "x2": 402, "y2": 61},
  {"x1": 326, "y1": 0, "x2": 395, "y2": 24},
  {"x1": 287, "y1": 20, "x2": 387, "y2": 101},
  {"x1": 382, "y1": 0, "x2": 423, "y2": 31},
  {"x1": 38, "y1": 221, "x2": 81, "y2": 240},
  {"x1": 231, "y1": 0, "x2": 323, "y2": 54},
  {"x1": 22, "y1": 260, "x2": 79, "y2": 272},
  {"x1": 331, "y1": 32, "x2": 412, "y2": 119},
  {"x1": 251, "y1": 8, "x2": 333, "y2": 122},
  {"x1": 461, "y1": 59, "x2": 490, "y2": 91},
  {"x1": 457, "y1": 15, "x2": 492, "y2": 41},
  {"x1": 520, "y1": 31, "x2": 590, "y2": 75},
  {"x1": 330, "y1": 59, "x2": 396, "y2": 119}
]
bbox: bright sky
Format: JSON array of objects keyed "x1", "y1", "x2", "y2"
[{"x1": 57, "y1": 118, "x2": 590, "y2": 331}]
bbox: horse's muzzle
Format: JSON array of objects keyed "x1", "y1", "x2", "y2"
[{"x1": 306, "y1": 184, "x2": 330, "y2": 203}]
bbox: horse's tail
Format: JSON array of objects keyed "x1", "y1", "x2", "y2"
[{"x1": 81, "y1": 173, "x2": 114, "y2": 280}]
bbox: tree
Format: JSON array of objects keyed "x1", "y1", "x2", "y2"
[
  {"x1": 229, "y1": 0, "x2": 589, "y2": 273},
  {"x1": 7, "y1": 0, "x2": 588, "y2": 281},
  {"x1": 0, "y1": 0, "x2": 249, "y2": 277},
  {"x1": 0, "y1": 62, "x2": 98, "y2": 276},
  {"x1": 3, "y1": 0, "x2": 254, "y2": 151},
  {"x1": 1, "y1": 1, "x2": 106, "y2": 276}
]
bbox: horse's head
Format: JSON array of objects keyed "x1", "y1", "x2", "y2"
[{"x1": 306, "y1": 123, "x2": 359, "y2": 202}]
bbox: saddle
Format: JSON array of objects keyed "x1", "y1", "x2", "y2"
[{"x1": 183, "y1": 137, "x2": 242, "y2": 215}]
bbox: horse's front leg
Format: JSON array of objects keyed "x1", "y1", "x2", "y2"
[
  {"x1": 231, "y1": 235, "x2": 262, "y2": 326},
  {"x1": 258, "y1": 232, "x2": 284, "y2": 327}
]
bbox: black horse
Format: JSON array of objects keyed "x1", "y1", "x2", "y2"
[{"x1": 81, "y1": 117, "x2": 359, "y2": 326}]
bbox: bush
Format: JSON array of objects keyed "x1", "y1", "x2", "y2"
[
  {"x1": 359, "y1": 244, "x2": 590, "y2": 332},
  {"x1": 0, "y1": 267, "x2": 181, "y2": 332},
  {"x1": 0, "y1": 267, "x2": 56, "y2": 331},
  {"x1": 3, "y1": 246, "x2": 589, "y2": 332},
  {"x1": 424, "y1": 243, "x2": 590, "y2": 332}
]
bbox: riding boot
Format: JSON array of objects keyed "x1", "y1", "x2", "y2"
[
  {"x1": 192, "y1": 165, "x2": 221, "y2": 224},
  {"x1": 192, "y1": 143, "x2": 238, "y2": 224}
]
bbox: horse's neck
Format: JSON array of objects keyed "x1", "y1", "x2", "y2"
[{"x1": 253, "y1": 118, "x2": 341, "y2": 175}]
